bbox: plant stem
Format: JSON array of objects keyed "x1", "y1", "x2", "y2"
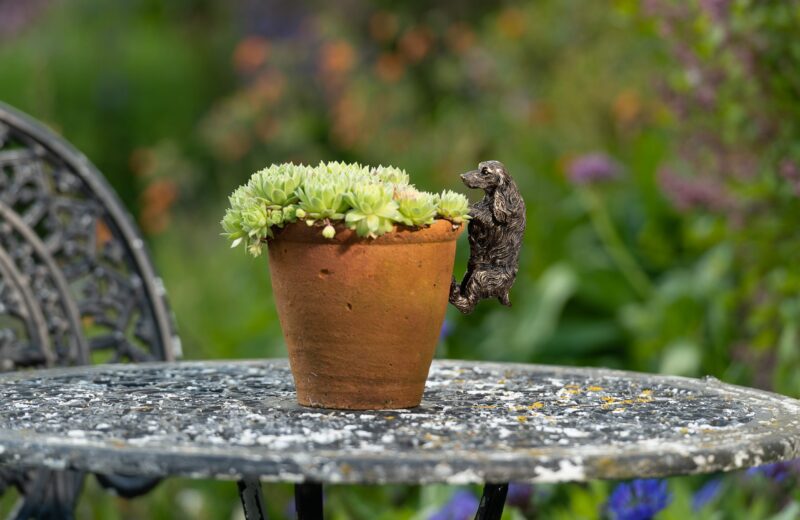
[{"x1": 580, "y1": 188, "x2": 653, "y2": 299}]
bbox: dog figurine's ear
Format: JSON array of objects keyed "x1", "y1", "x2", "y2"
[{"x1": 492, "y1": 171, "x2": 521, "y2": 224}]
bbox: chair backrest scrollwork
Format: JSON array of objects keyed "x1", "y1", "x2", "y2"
[{"x1": 0, "y1": 102, "x2": 180, "y2": 371}]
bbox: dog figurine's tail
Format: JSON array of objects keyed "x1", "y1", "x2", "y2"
[{"x1": 449, "y1": 160, "x2": 526, "y2": 314}]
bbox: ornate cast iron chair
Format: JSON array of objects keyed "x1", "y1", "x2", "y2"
[{"x1": 0, "y1": 102, "x2": 181, "y2": 519}]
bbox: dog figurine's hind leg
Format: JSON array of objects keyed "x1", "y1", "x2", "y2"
[{"x1": 449, "y1": 160, "x2": 526, "y2": 315}]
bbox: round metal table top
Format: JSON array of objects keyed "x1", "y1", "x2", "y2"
[{"x1": 0, "y1": 359, "x2": 798, "y2": 485}]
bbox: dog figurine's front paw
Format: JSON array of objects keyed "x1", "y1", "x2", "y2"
[{"x1": 449, "y1": 276, "x2": 460, "y2": 299}]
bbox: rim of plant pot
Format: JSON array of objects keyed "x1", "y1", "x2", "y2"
[{"x1": 268, "y1": 218, "x2": 464, "y2": 245}]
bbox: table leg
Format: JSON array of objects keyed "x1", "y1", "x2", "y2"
[
  {"x1": 237, "y1": 478, "x2": 267, "y2": 520},
  {"x1": 295, "y1": 482, "x2": 323, "y2": 519},
  {"x1": 474, "y1": 483, "x2": 509, "y2": 520},
  {"x1": 9, "y1": 469, "x2": 84, "y2": 520}
]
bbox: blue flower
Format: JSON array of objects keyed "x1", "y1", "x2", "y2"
[
  {"x1": 692, "y1": 478, "x2": 723, "y2": 511},
  {"x1": 429, "y1": 490, "x2": 479, "y2": 520},
  {"x1": 746, "y1": 459, "x2": 800, "y2": 483},
  {"x1": 506, "y1": 483, "x2": 533, "y2": 508},
  {"x1": 606, "y1": 479, "x2": 671, "y2": 520},
  {"x1": 568, "y1": 153, "x2": 621, "y2": 185},
  {"x1": 439, "y1": 319, "x2": 453, "y2": 342}
]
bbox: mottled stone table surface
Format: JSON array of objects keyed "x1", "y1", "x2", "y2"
[{"x1": 0, "y1": 360, "x2": 799, "y2": 485}]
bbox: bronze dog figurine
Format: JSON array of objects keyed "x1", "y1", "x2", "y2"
[{"x1": 449, "y1": 160, "x2": 526, "y2": 314}]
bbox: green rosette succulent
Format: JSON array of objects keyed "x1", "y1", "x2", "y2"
[
  {"x1": 437, "y1": 190, "x2": 471, "y2": 224},
  {"x1": 221, "y1": 185, "x2": 252, "y2": 246},
  {"x1": 344, "y1": 184, "x2": 401, "y2": 238},
  {"x1": 248, "y1": 163, "x2": 306, "y2": 208},
  {"x1": 295, "y1": 177, "x2": 350, "y2": 223},
  {"x1": 315, "y1": 161, "x2": 370, "y2": 188},
  {"x1": 372, "y1": 165, "x2": 409, "y2": 186},
  {"x1": 222, "y1": 161, "x2": 471, "y2": 256},
  {"x1": 396, "y1": 188, "x2": 439, "y2": 227}
]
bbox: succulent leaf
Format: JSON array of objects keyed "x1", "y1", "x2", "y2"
[{"x1": 437, "y1": 190, "x2": 471, "y2": 224}]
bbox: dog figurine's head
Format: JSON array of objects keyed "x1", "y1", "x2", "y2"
[
  {"x1": 460, "y1": 160, "x2": 508, "y2": 192},
  {"x1": 460, "y1": 160, "x2": 522, "y2": 224}
]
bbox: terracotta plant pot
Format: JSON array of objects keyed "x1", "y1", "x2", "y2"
[{"x1": 267, "y1": 219, "x2": 464, "y2": 410}]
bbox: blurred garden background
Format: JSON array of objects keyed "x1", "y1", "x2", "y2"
[{"x1": 1, "y1": 0, "x2": 799, "y2": 518}]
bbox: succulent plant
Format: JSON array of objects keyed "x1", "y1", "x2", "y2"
[
  {"x1": 437, "y1": 190, "x2": 471, "y2": 224},
  {"x1": 396, "y1": 187, "x2": 439, "y2": 227},
  {"x1": 344, "y1": 184, "x2": 401, "y2": 238},
  {"x1": 296, "y1": 177, "x2": 350, "y2": 223},
  {"x1": 248, "y1": 163, "x2": 306, "y2": 207},
  {"x1": 372, "y1": 165, "x2": 409, "y2": 186},
  {"x1": 315, "y1": 161, "x2": 370, "y2": 188},
  {"x1": 222, "y1": 161, "x2": 470, "y2": 256}
]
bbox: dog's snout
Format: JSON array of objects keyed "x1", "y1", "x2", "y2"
[{"x1": 461, "y1": 170, "x2": 481, "y2": 187}]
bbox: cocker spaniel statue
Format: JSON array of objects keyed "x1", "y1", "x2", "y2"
[{"x1": 449, "y1": 160, "x2": 526, "y2": 314}]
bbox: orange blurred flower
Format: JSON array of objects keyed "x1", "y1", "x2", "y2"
[
  {"x1": 245, "y1": 71, "x2": 286, "y2": 109},
  {"x1": 330, "y1": 93, "x2": 365, "y2": 149},
  {"x1": 255, "y1": 117, "x2": 279, "y2": 143},
  {"x1": 529, "y1": 101, "x2": 554, "y2": 125},
  {"x1": 140, "y1": 180, "x2": 178, "y2": 235},
  {"x1": 95, "y1": 220, "x2": 113, "y2": 246},
  {"x1": 320, "y1": 40, "x2": 356, "y2": 77},
  {"x1": 233, "y1": 36, "x2": 270, "y2": 74},
  {"x1": 369, "y1": 11, "x2": 398, "y2": 43},
  {"x1": 399, "y1": 26, "x2": 433, "y2": 63},
  {"x1": 216, "y1": 129, "x2": 253, "y2": 162},
  {"x1": 613, "y1": 89, "x2": 642, "y2": 126},
  {"x1": 375, "y1": 52, "x2": 406, "y2": 83},
  {"x1": 497, "y1": 8, "x2": 526, "y2": 40},
  {"x1": 446, "y1": 22, "x2": 475, "y2": 54}
]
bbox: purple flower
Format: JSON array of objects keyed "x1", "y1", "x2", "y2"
[
  {"x1": 507, "y1": 483, "x2": 534, "y2": 508},
  {"x1": 606, "y1": 479, "x2": 671, "y2": 520},
  {"x1": 568, "y1": 153, "x2": 621, "y2": 185},
  {"x1": 658, "y1": 167, "x2": 730, "y2": 212},
  {"x1": 779, "y1": 160, "x2": 800, "y2": 196},
  {"x1": 746, "y1": 459, "x2": 800, "y2": 483},
  {"x1": 429, "y1": 490, "x2": 479, "y2": 520},
  {"x1": 0, "y1": 0, "x2": 51, "y2": 39},
  {"x1": 439, "y1": 319, "x2": 453, "y2": 342},
  {"x1": 698, "y1": 0, "x2": 731, "y2": 23},
  {"x1": 692, "y1": 478, "x2": 723, "y2": 511},
  {"x1": 779, "y1": 160, "x2": 799, "y2": 180}
]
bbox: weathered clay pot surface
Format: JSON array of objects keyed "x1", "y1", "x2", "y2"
[{"x1": 267, "y1": 219, "x2": 464, "y2": 410}]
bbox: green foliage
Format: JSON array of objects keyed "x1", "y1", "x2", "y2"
[
  {"x1": 222, "y1": 162, "x2": 470, "y2": 254},
  {"x1": 632, "y1": 0, "x2": 800, "y2": 395}
]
